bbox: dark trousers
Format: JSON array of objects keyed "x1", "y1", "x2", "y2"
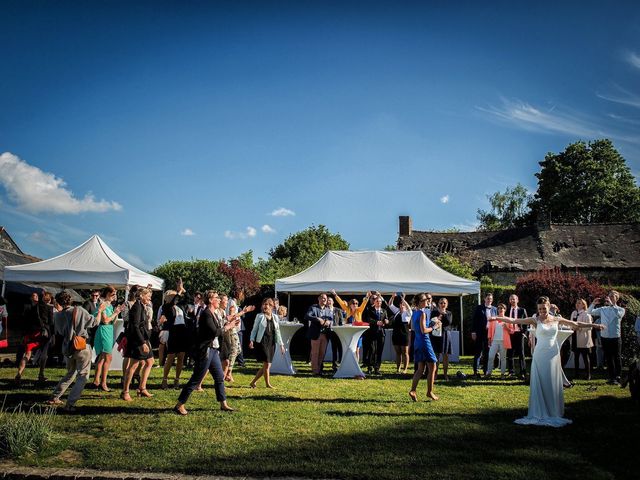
[
  {"x1": 363, "y1": 330, "x2": 385, "y2": 369},
  {"x1": 329, "y1": 331, "x2": 342, "y2": 366},
  {"x1": 507, "y1": 332, "x2": 526, "y2": 376},
  {"x1": 178, "y1": 347, "x2": 226, "y2": 404},
  {"x1": 601, "y1": 337, "x2": 622, "y2": 381},
  {"x1": 574, "y1": 347, "x2": 591, "y2": 379},
  {"x1": 473, "y1": 336, "x2": 489, "y2": 374},
  {"x1": 236, "y1": 331, "x2": 245, "y2": 367}
]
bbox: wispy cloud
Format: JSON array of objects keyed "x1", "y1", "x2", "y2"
[
  {"x1": 0, "y1": 152, "x2": 122, "y2": 214},
  {"x1": 440, "y1": 195, "x2": 450, "y2": 204},
  {"x1": 261, "y1": 224, "x2": 276, "y2": 234},
  {"x1": 478, "y1": 97, "x2": 640, "y2": 144},
  {"x1": 452, "y1": 220, "x2": 480, "y2": 232},
  {"x1": 624, "y1": 50, "x2": 640, "y2": 69},
  {"x1": 597, "y1": 84, "x2": 640, "y2": 108},
  {"x1": 477, "y1": 98, "x2": 598, "y2": 137},
  {"x1": 270, "y1": 207, "x2": 295, "y2": 217},
  {"x1": 224, "y1": 226, "x2": 257, "y2": 240},
  {"x1": 181, "y1": 228, "x2": 195, "y2": 236}
]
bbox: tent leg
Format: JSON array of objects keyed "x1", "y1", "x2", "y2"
[
  {"x1": 459, "y1": 296, "x2": 464, "y2": 358},
  {"x1": 287, "y1": 293, "x2": 291, "y2": 321},
  {"x1": 1, "y1": 281, "x2": 5, "y2": 298}
]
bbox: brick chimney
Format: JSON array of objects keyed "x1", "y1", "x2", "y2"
[{"x1": 399, "y1": 216, "x2": 412, "y2": 236}]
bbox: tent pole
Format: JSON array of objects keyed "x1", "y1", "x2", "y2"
[
  {"x1": 1, "y1": 281, "x2": 5, "y2": 298},
  {"x1": 459, "y1": 295, "x2": 464, "y2": 358},
  {"x1": 287, "y1": 293, "x2": 291, "y2": 320}
]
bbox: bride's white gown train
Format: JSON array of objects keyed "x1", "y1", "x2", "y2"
[{"x1": 515, "y1": 318, "x2": 572, "y2": 427}]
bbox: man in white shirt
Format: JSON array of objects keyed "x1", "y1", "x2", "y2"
[{"x1": 589, "y1": 290, "x2": 625, "y2": 385}]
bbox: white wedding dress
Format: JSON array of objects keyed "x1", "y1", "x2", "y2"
[{"x1": 515, "y1": 317, "x2": 572, "y2": 427}]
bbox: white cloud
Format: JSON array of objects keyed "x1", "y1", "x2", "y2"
[
  {"x1": 261, "y1": 224, "x2": 276, "y2": 234},
  {"x1": 440, "y1": 195, "x2": 450, "y2": 204},
  {"x1": 0, "y1": 152, "x2": 122, "y2": 214},
  {"x1": 224, "y1": 226, "x2": 257, "y2": 240},
  {"x1": 181, "y1": 228, "x2": 195, "y2": 236},
  {"x1": 624, "y1": 51, "x2": 640, "y2": 69},
  {"x1": 597, "y1": 84, "x2": 640, "y2": 108},
  {"x1": 123, "y1": 253, "x2": 153, "y2": 271},
  {"x1": 270, "y1": 207, "x2": 295, "y2": 217}
]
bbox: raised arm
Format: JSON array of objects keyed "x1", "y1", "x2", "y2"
[
  {"x1": 356, "y1": 292, "x2": 371, "y2": 316},
  {"x1": 332, "y1": 291, "x2": 349, "y2": 311},
  {"x1": 490, "y1": 315, "x2": 536, "y2": 327},
  {"x1": 557, "y1": 317, "x2": 604, "y2": 330}
]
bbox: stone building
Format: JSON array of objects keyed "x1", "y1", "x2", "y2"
[
  {"x1": 0, "y1": 226, "x2": 39, "y2": 284},
  {"x1": 396, "y1": 216, "x2": 640, "y2": 286}
]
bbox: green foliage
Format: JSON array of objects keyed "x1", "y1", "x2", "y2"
[
  {"x1": 258, "y1": 225, "x2": 350, "y2": 284},
  {"x1": 151, "y1": 260, "x2": 232, "y2": 294},
  {"x1": 515, "y1": 268, "x2": 605, "y2": 316},
  {"x1": 383, "y1": 244, "x2": 397, "y2": 251},
  {"x1": 434, "y1": 253, "x2": 476, "y2": 280},
  {"x1": 530, "y1": 139, "x2": 640, "y2": 223},
  {"x1": 0, "y1": 404, "x2": 56, "y2": 458},
  {"x1": 477, "y1": 183, "x2": 532, "y2": 230},
  {"x1": 620, "y1": 293, "x2": 640, "y2": 365},
  {"x1": 481, "y1": 284, "x2": 516, "y2": 306}
]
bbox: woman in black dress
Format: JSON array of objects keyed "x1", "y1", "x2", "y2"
[
  {"x1": 430, "y1": 297, "x2": 453, "y2": 380},
  {"x1": 121, "y1": 288, "x2": 155, "y2": 401},
  {"x1": 389, "y1": 293, "x2": 412, "y2": 374},
  {"x1": 249, "y1": 298, "x2": 285, "y2": 388}
]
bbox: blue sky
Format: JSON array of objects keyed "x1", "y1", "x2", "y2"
[{"x1": 1, "y1": 0, "x2": 639, "y2": 271}]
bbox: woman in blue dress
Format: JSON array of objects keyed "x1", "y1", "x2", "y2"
[{"x1": 409, "y1": 293, "x2": 441, "y2": 402}]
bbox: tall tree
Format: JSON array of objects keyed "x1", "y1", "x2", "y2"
[
  {"x1": 529, "y1": 139, "x2": 640, "y2": 223},
  {"x1": 258, "y1": 225, "x2": 350, "y2": 284},
  {"x1": 476, "y1": 183, "x2": 532, "y2": 230}
]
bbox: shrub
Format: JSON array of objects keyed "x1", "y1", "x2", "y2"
[
  {"x1": 151, "y1": 260, "x2": 233, "y2": 294},
  {"x1": 0, "y1": 402, "x2": 56, "y2": 458},
  {"x1": 434, "y1": 254, "x2": 476, "y2": 280},
  {"x1": 620, "y1": 293, "x2": 640, "y2": 366},
  {"x1": 515, "y1": 268, "x2": 606, "y2": 316}
]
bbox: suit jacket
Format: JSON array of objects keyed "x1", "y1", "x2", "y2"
[
  {"x1": 195, "y1": 308, "x2": 225, "y2": 359},
  {"x1": 363, "y1": 307, "x2": 389, "y2": 335},
  {"x1": 125, "y1": 300, "x2": 150, "y2": 349},
  {"x1": 506, "y1": 306, "x2": 528, "y2": 334},
  {"x1": 82, "y1": 299, "x2": 101, "y2": 317},
  {"x1": 305, "y1": 304, "x2": 333, "y2": 340},
  {"x1": 471, "y1": 304, "x2": 497, "y2": 338}
]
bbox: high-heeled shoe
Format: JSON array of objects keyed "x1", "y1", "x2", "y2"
[
  {"x1": 409, "y1": 391, "x2": 418, "y2": 402},
  {"x1": 121, "y1": 391, "x2": 132, "y2": 402},
  {"x1": 137, "y1": 388, "x2": 153, "y2": 398}
]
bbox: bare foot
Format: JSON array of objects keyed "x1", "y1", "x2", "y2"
[
  {"x1": 266, "y1": 384, "x2": 275, "y2": 389},
  {"x1": 409, "y1": 390, "x2": 418, "y2": 402},
  {"x1": 427, "y1": 392, "x2": 439, "y2": 401},
  {"x1": 249, "y1": 382, "x2": 257, "y2": 389}
]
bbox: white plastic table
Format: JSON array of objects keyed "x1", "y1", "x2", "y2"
[
  {"x1": 332, "y1": 325, "x2": 369, "y2": 379},
  {"x1": 270, "y1": 323, "x2": 303, "y2": 375}
]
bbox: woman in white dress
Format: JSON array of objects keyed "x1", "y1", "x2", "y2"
[{"x1": 491, "y1": 296, "x2": 604, "y2": 427}]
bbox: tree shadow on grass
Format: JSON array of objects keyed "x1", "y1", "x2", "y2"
[
  {"x1": 246, "y1": 394, "x2": 396, "y2": 404},
  {"x1": 174, "y1": 394, "x2": 639, "y2": 480}
]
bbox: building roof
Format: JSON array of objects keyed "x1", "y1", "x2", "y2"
[
  {"x1": 0, "y1": 227, "x2": 40, "y2": 280},
  {"x1": 398, "y1": 222, "x2": 640, "y2": 273}
]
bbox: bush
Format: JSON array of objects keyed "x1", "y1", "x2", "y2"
[
  {"x1": 620, "y1": 293, "x2": 640, "y2": 366},
  {"x1": 515, "y1": 268, "x2": 606, "y2": 316},
  {"x1": 151, "y1": 260, "x2": 233, "y2": 294},
  {"x1": 0, "y1": 403, "x2": 56, "y2": 458},
  {"x1": 434, "y1": 254, "x2": 476, "y2": 280}
]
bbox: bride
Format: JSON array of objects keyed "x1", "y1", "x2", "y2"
[{"x1": 491, "y1": 296, "x2": 604, "y2": 427}]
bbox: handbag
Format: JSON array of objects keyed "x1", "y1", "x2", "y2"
[{"x1": 70, "y1": 307, "x2": 87, "y2": 353}]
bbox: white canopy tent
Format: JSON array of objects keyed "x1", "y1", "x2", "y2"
[
  {"x1": 276, "y1": 250, "x2": 479, "y2": 296},
  {"x1": 275, "y1": 250, "x2": 480, "y2": 355},
  {"x1": 2, "y1": 235, "x2": 164, "y2": 292}
]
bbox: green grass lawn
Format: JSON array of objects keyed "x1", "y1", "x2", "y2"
[{"x1": 1, "y1": 358, "x2": 637, "y2": 480}]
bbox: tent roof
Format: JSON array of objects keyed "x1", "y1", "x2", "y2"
[
  {"x1": 275, "y1": 250, "x2": 480, "y2": 296},
  {"x1": 3, "y1": 235, "x2": 164, "y2": 290}
]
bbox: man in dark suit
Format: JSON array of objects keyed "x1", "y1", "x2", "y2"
[
  {"x1": 506, "y1": 294, "x2": 528, "y2": 379},
  {"x1": 327, "y1": 297, "x2": 344, "y2": 372},
  {"x1": 305, "y1": 293, "x2": 333, "y2": 376},
  {"x1": 82, "y1": 290, "x2": 101, "y2": 316},
  {"x1": 363, "y1": 295, "x2": 389, "y2": 375},
  {"x1": 471, "y1": 293, "x2": 497, "y2": 377}
]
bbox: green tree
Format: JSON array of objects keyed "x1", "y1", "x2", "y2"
[
  {"x1": 434, "y1": 254, "x2": 476, "y2": 280},
  {"x1": 529, "y1": 139, "x2": 640, "y2": 223},
  {"x1": 151, "y1": 260, "x2": 232, "y2": 294},
  {"x1": 476, "y1": 183, "x2": 531, "y2": 231},
  {"x1": 258, "y1": 225, "x2": 350, "y2": 284}
]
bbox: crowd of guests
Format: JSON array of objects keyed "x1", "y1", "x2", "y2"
[{"x1": 0, "y1": 284, "x2": 633, "y2": 414}]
